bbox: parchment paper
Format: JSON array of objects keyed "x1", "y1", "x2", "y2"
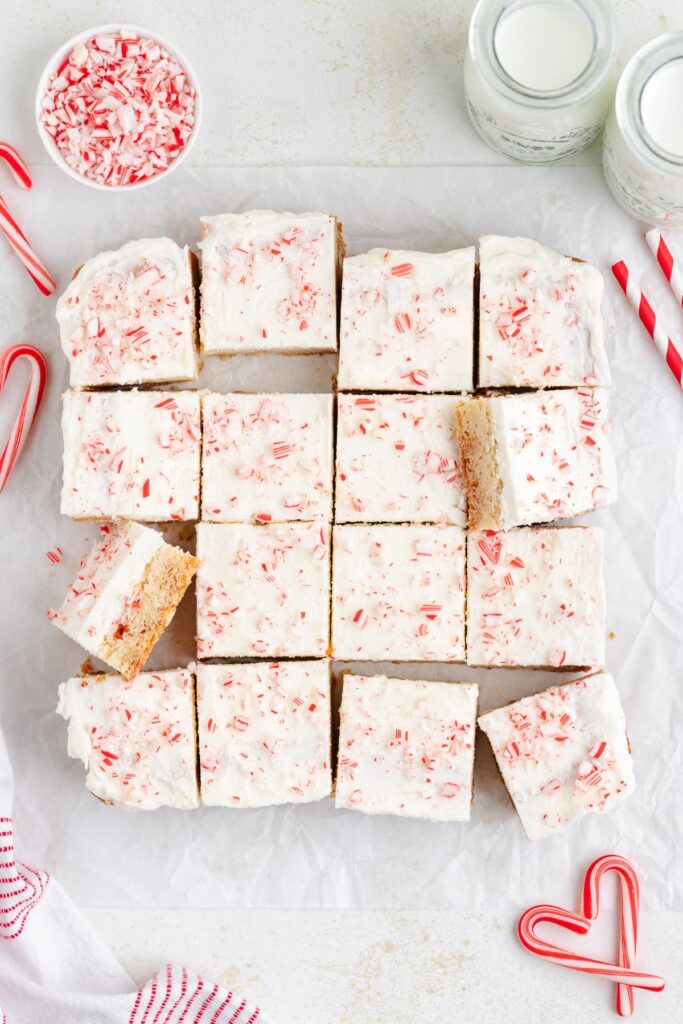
[{"x1": 1, "y1": 164, "x2": 681, "y2": 911}]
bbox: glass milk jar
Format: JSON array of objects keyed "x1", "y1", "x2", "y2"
[
  {"x1": 465, "y1": 0, "x2": 617, "y2": 163},
  {"x1": 603, "y1": 34, "x2": 683, "y2": 228}
]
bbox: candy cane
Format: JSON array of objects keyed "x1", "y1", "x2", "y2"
[
  {"x1": 0, "y1": 344, "x2": 48, "y2": 494},
  {"x1": 0, "y1": 141, "x2": 55, "y2": 295},
  {"x1": 612, "y1": 260, "x2": 683, "y2": 389},
  {"x1": 518, "y1": 855, "x2": 665, "y2": 1018},
  {"x1": 644, "y1": 229, "x2": 683, "y2": 310}
]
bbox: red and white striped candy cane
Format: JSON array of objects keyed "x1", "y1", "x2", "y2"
[
  {"x1": 644, "y1": 229, "x2": 683, "y2": 310},
  {"x1": 612, "y1": 260, "x2": 683, "y2": 389},
  {"x1": 0, "y1": 344, "x2": 48, "y2": 494},
  {"x1": 0, "y1": 141, "x2": 55, "y2": 295},
  {"x1": 518, "y1": 855, "x2": 665, "y2": 1018}
]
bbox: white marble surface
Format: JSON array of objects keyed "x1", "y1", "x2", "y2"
[{"x1": 3, "y1": 2, "x2": 683, "y2": 1022}]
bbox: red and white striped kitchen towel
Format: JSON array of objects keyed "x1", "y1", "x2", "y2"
[{"x1": 0, "y1": 729, "x2": 272, "y2": 1024}]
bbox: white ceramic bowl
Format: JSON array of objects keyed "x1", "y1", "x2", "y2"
[{"x1": 35, "y1": 23, "x2": 202, "y2": 191}]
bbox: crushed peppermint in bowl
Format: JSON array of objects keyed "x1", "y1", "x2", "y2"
[{"x1": 35, "y1": 25, "x2": 200, "y2": 190}]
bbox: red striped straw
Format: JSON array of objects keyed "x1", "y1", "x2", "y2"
[
  {"x1": 611, "y1": 260, "x2": 683, "y2": 389},
  {"x1": 0, "y1": 141, "x2": 55, "y2": 295},
  {"x1": 644, "y1": 228, "x2": 683, "y2": 310}
]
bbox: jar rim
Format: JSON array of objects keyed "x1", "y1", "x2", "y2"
[
  {"x1": 615, "y1": 32, "x2": 683, "y2": 177},
  {"x1": 468, "y1": 0, "x2": 617, "y2": 109}
]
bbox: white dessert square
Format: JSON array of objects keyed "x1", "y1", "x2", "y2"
[
  {"x1": 478, "y1": 236, "x2": 610, "y2": 388},
  {"x1": 335, "y1": 393, "x2": 467, "y2": 524},
  {"x1": 56, "y1": 238, "x2": 198, "y2": 388},
  {"x1": 337, "y1": 247, "x2": 475, "y2": 391},
  {"x1": 199, "y1": 210, "x2": 339, "y2": 355},
  {"x1": 336, "y1": 674, "x2": 478, "y2": 822},
  {"x1": 202, "y1": 392, "x2": 333, "y2": 522},
  {"x1": 196, "y1": 521, "x2": 330, "y2": 658},
  {"x1": 197, "y1": 661, "x2": 332, "y2": 807},
  {"x1": 50, "y1": 522, "x2": 197, "y2": 680},
  {"x1": 332, "y1": 524, "x2": 466, "y2": 661},
  {"x1": 467, "y1": 527, "x2": 605, "y2": 667},
  {"x1": 457, "y1": 388, "x2": 617, "y2": 530},
  {"x1": 56, "y1": 669, "x2": 199, "y2": 810},
  {"x1": 478, "y1": 672, "x2": 635, "y2": 840},
  {"x1": 61, "y1": 389, "x2": 201, "y2": 521}
]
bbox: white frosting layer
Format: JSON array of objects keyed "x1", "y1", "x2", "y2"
[
  {"x1": 467, "y1": 527, "x2": 605, "y2": 667},
  {"x1": 335, "y1": 393, "x2": 467, "y2": 524},
  {"x1": 478, "y1": 235, "x2": 610, "y2": 387},
  {"x1": 202, "y1": 393, "x2": 333, "y2": 522},
  {"x1": 61, "y1": 390, "x2": 201, "y2": 521},
  {"x1": 52, "y1": 522, "x2": 164, "y2": 658},
  {"x1": 338, "y1": 247, "x2": 475, "y2": 391},
  {"x1": 56, "y1": 238, "x2": 198, "y2": 387},
  {"x1": 197, "y1": 661, "x2": 331, "y2": 807},
  {"x1": 199, "y1": 210, "x2": 337, "y2": 354},
  {"x1": 332, "y1": 524, "x2": 466, "y2": 661},
  {"x1": 478, "y1": 672, "x2": 635, "y2": 840},
  {"x1": 336, "y1": 675, "x2": 478, "y2": 822},
  {"x1": 196, "y1": 521, "x2": 330, "y2": 658},
  {"x1": 491, "y1": 387, "x2": 617, "y2": 527},
  {"x1": 56, "y1": 670, "x2": 198, "y2": 810}
]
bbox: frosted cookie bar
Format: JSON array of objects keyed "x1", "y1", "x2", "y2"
[
  {"x1": 332, "y1": 524, "x2": 466, "y2": 661},
  {"x1": 56, "y1": 238, "x2": 199, "y2": 388},
  {"x1": 202, "y1": 392, "x2": 333, "y2": 523},
  {"x1": 197, "y1": 661, "x2": 331, "y2": 807},
  {"x1": 199, "y1": 210, "x2": 342, "y2": 355},
  {"x1": 457, "y1": 388, "x2": 617, "y2": 530},
  {"x1": 335, "y1": 394, "x2": 467, "y2": 525},
  {"x1": 336, "y1": 674, "x2": 478, "y2": 822},
  {"x1": 196, "y1": 521, "x2": 330, "y2": 658},
  {"x1": 337, "y1": 247, "x2": 475, "y2": 392},
  {"x1": 466, "y1": 527, "x2": 605, "y2": 668},
  {"x1": 61, "y1": 389, "x2": 201, "y2": 521},
  {"x1": 50, "y1": 522, "x2": 197, "y2": 680},
  {"x1": 478, "y1": 236, "x2": 610, "y2": 388},
  {"x1": 478, "y1": 672, "x2": 634, "y2": 840},
  {"x1": 57, "y1": 669, "x2": 199, "y2": 810}
]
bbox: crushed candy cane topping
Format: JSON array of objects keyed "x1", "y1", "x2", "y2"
[
  {"x1": 335, "y1": 393, "x2": 468, "y2": 525},
  {"x1": 197, "y1": 661, "x2": 331, "y2": 807},
  {"x1": 478, "y1": 235, "x2": 610, "y2": 388},
  {"x1": 338, "y1": 247, "x2": 475, "y2": 392},
  {"x1": 466, "y1": 526, "x2": 606, "y2": 668},
  {"x1": 336, "y1": 674, "x2": 478, "y2": 822},
  {"x1": 478, "y1": 672, "x2": 635, "y2": 840},
  {"x1": 39, "y1": 32, "x2": 196, "y2": 188},
  {"x1": 332, "y1": 524, "x2": 466, "y2": 662}
]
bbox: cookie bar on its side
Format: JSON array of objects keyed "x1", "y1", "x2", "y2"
[
  {"x1": 336, "y1": 674, "x2": 478, "y2": 822},
  {"x1": 51, "y1": 522, "x2": 198, "y2": 680},
  {"x1": 57, "y1": 669, "x2": 199, "y2": 810},
  {"x1": 478, "y1": 672, "x2": 634, "y2": 840},
  {"x1": 456, "y1": 388, "x2": 617, "y2": 530}
]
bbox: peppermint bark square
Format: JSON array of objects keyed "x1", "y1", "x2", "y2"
[
  {"x1": 478, "y1": 236, "x2": 610, "y2": 388},
  {"x1": 196, "y1": 521, "x2": 330, "y2": 658},
  {"x1": 51, "y1": 521, "x2": 197, "y2": 680},
  {"x1": 466, "y1": 527, "x2": 605, "y2": 668},
  {"x1": 199, "y1": 210, "x2": 340, "y2": 355},
  {"x1": 56, "y1": 238, "x2": 199, "y2": 388},
  {"x1": 457, "y1": 388, "x2": 617, "y2": 530},
  {"x1": 478, "y1": 672, "x2": 635, "y2": 840},
  {"x1": 202, "y1": 392, "x2": 333, "y2": 523},
  {"x1": 336, "y1": 674, "x2": 478, "y2": 822},
  {"x1": 335, "y1": 393, "x2": 467, "y2": 525},
  {"x1": 56, "y1": 669, "x2": 199, "y2": 810},
  {"x1": 337, "y1": 248, "x2": 475, "y2": 392},
  {"x1": 197, "y1": 661, "x2": 332, "y2": 807},
  {"x1": 61, "y1": 389, "x2": 201, "y2": 521},
  {"x1": 332, "y1": 524, "x2": 466, "y2": 661}
]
